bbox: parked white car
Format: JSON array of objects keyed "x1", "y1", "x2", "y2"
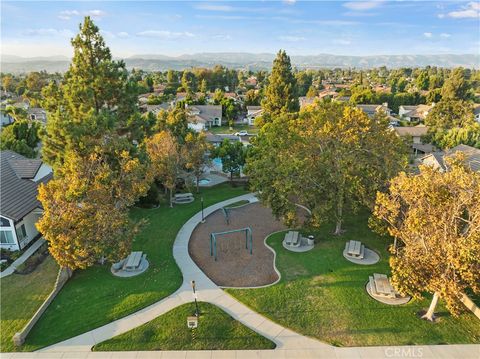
[{"x1": 234, "y1": 130, "x2": 249, "y2": 136}]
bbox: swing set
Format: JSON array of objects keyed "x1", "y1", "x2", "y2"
[{"x1": 209, "y1": 227, "x2": 253, "y2": 261}]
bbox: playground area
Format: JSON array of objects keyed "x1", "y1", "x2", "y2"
[{"x1": 189, "y1": 202, "x2": 286, "y2": 287}]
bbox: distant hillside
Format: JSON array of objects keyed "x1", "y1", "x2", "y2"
[{"x1": 2, "y1": 53, "x2": 479, "y2": 73}]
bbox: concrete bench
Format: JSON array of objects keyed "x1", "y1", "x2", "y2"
[
  {"x1": 372, "y1": 273, "x2": 396, "y2": 298},
  {"x1": 285, "y1": 231, "x2": 300, "y2": 247},
  {"x1": 123, "y1": 251, "x2": 143, "y2": 272},
  {"x1": 346, "y1": 240, "x2": 365, "y2": 259},
  {"x1": 173, "y1": 193, "x2": 194, "y2": 204}
]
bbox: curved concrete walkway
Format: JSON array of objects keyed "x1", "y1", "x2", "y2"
[{"x1": 39, "y1": 194, "x2": 327, "y2": 353}]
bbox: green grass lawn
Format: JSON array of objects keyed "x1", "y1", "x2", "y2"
[
  {"x1": 208, "y1": 124, "x2": 259, "y2": 135},
  {"x1": 227, "y1": 212, "x2": 480, "y2": 347},
  {"x1": 13, "y1": 183, "x2": 248, "y2": 352},
  {"x1": 93, "y1": 302, "x2": 275, "y2": 351},
  {"x1": 1, "y1": 256, "x2": 59, "y2": 352}
]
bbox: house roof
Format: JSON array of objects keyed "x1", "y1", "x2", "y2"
[
  {"x1": 357, "y1": 104, "x2": 391, "y2": 116},
  {"x1": 402, "y1": 104, "x2": 432, "y2": 120},
  {"x1": 189, "y1": 105, "x2": 222, "y2": 123},
  {"x1": 446, "y1": 144, "x2": 480, "y2": 172},
  {"x1": 473, "y1": 104, "x2": 480, "y2": 115},
  {"x1": 205, "y1": 133, "x2": 239, "y2": 143},
  {"x1": 421, "y1": 145, "x2": 480, "y2": 172},
  {"x1": 0, "y1": 150, "x2": 51, "y2": 222},
  {"x1": 394, "y1": 126, "x2": 429, "y2": 137}
]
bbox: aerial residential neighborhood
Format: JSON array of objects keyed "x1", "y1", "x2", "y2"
[{"x1": 0, "y1": 1, "x2": 479, "y2": 359}]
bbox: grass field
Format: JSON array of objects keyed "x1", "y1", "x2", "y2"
[
  {"x1": 227, "y1": 212, "x2": 480, "y2": 347},
  {"x1": 0, "y1": 256, "x2": 59, "y2": 352},
  {"x1": 10, "y1": 183, "x2": 248, "y2": 352},
  {"x1": 93, "y1": 302, "x2": 275, "y2": 351}
]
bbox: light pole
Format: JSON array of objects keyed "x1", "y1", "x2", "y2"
[
  {"x1": 201, "y1": 197, "x2": 205, "y2": 223},
  {"x1": 191, "y1": 280, "x2": 199, "y2": 317}
]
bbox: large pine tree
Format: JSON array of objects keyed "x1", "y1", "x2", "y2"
[
  {"x1": 41, "y1": 16, "x2": 138, "y2": 172},
  {"x1": 260, "y1": 50, "x2": 299, "y2": 124}
]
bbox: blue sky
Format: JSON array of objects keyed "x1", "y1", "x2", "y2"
[{"x1": 2, "y1": 1, "x2": 479, "y2": 57}]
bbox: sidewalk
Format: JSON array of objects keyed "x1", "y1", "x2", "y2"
[
  {"x1": 0, "y1": 237, "x2": 45, "y2": 278},
  {"x1": 4, "y1": 344, "x2": 480, "y2": 358},
  {"x1": 15, "y1": 194, "x2": 479, "y2": 359}
]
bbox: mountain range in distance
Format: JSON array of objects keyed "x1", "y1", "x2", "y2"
[{"x1": 2, "y1": 52, "x2": 479, "y2": 73}]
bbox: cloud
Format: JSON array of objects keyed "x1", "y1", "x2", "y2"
[
  {"x1": 343, "y1": 1, "x2": 384, "y2": 11},
  {"x1": 58, "y1": 9, "x2": 106, "y2": 20},
  {"x1": 212, "y1": 34, "x2": 232, "y2": 40},
  {"x1": 58, "y1": 10, "x2": 80, "y2": 20},
  {"x1": 440, "y1": 2, "x2": 480, "y2": 19},
  {"x1": 136, "y1": 30, "x2": 195, "y2": 39},
  {"x1": 440, "y1": 33, "x2": 451, "y2": 38},
  {"x1": 278, "y1": 35, "x2": 305, "y2": 42},
  {"x1": 86, "y1": 9, "x2": 107, "y2": 19},
  {"x1": 195, "y1": 3, "x2": 234, "y2": 12},
  {"x1": 22, "y1": 28, "x2": 74, "y2": 37},
  {"x1": 117, "y1": 32, "x2": 129, "y2": 38},
  {"x1": 423, "y1": 32, "x2": 433, "y2": 38},
  {"x1": 283, "y1": 0, "x2": 296, "y2": 5}
]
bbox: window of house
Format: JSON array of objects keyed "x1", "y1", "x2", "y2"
[
  {"x1": 0, "y1": 217, "x2": 10, "y2": 227},
  {"x1": 0, "y1": 230, "x2": 15, "y2": 244}
]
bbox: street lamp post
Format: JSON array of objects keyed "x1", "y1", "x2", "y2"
[
  {"x1": 191, "y1": 280, "x2": 199, "y2": 317},
  {"x1": 201, "y1": 197, "x2": 205, "y2": 223}
]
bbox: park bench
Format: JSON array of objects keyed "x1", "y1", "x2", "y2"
[
  {"x1": 123, "y1": 251, "x2": 143, "y2": 272},
  {"x1": 284, "y1": 231, "x2": 300, "y2": 247},
  {"x1": 345, "y1": 240, "x2": 365, "y2": 259},
  {"x1": 173, "y1": 193, "x2": 194, "y2": 204},
  {"x1": 369, "y1": 273, "x2": 396, "y2": 299}
]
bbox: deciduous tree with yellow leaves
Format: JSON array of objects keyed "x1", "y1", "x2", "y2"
[{"x1": 372, "y1": 155, "x2": 480, "y2": 321}]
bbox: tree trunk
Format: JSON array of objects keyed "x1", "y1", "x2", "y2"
[
  {"x1": 230, "y1": 171, "x2": 233, "y2": 182},
  {"x1": 422, "y1": 292, "x2": 439, "y2": 321},
  {"x1": 196, "y1": 177, "x2": 200, "y2": 193},
  {"x1": 333, "y1": 193, "x2": 344, "y2": 235},
  {"x1": 169, "y1": 188, "x2": 173, "y2": 208}
]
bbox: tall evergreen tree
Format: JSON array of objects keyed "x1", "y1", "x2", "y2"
[
  {"x1": 41, "y1": 16, "x2": 138, "y2": 172},
  {"x1": 260, "y1": 50, "x2": 299, "y2": 125}
]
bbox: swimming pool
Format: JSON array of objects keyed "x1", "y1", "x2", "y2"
[{"x1": 198, "y1": 178, "x2": 211, "y2": 185}]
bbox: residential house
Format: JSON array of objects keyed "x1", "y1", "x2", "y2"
[
  {"x1": 474, "y1": 104, "x2": 480, "y2": 123},
  {"x1": 398, "y1": 104, "x2": 433, "y2": 122},
  {"x1": 27, "y1": 107, "x2": 47, "y2": 124},
  {"x1": 394, "y1": 125, "x2": 434, "y2": 155},
  {"x1": 420, "y1": 144, "x2": 480, "y2": 172},
  {"x1": 299, "y1": 97, "x2": 316, "y2": 109},
  {"x1": 187, "y1": 105, "x2": 222, "y2": 131},
  {"x1": 245, "y1": 76, "x2": 258, "y2": 88},
  {"x1": 0, "y1": 150, "x2": 52, "y2": 251},
  {"x1": 246, "y1": 106, "x2": 263, "y2": 126},
  {"x1": 144, "y1": 102, "x2": 172, "y2": 116},
  {"x1": 1, "y1": 105, "x2": 14, "y2": 126},
  {"x1": 205, "y1": 133, "x2": 240, "y2": 147},
  {"x1": 357, "y1": 103, "x2": 392, "y2": 117}
]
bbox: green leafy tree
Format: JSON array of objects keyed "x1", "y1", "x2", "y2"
[
  {"x1": 247, "y1": 101, "x2": 408, "y2": 233},
  {"x1": 244, "y1": 89, "x2": 261, "y2": 106},
  {"x1": 212, "y1": 139, "x2": 246, "y2": 181},
  {"x1": 425, "y1": 99, "x2": 475, "y2": 149},
  {"x1": 41, "y1": 16, "x2": 138, "y2": 172},
  {"x1": 184, "y1": 132, "x2": 211, "y2": 192},
  {"x1": 441, "y1": 68, "x2": 470, "y2": 100},
  {"x1": 372, "y1": 156, "x2": 480, "y2": 320},
  {"x1": 260, "y1": 50, "x2": 299, "y2": 124},
  {"x1": 0, "y1": 120, "x2": 41, "y2": 158},
  {"x1": 306, "y1": 85, "x2": 318, "y2": 98}
]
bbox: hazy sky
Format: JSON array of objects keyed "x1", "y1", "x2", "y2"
[{"x1": 1, "y1": 1, "x2": 479, "y2": 58}]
